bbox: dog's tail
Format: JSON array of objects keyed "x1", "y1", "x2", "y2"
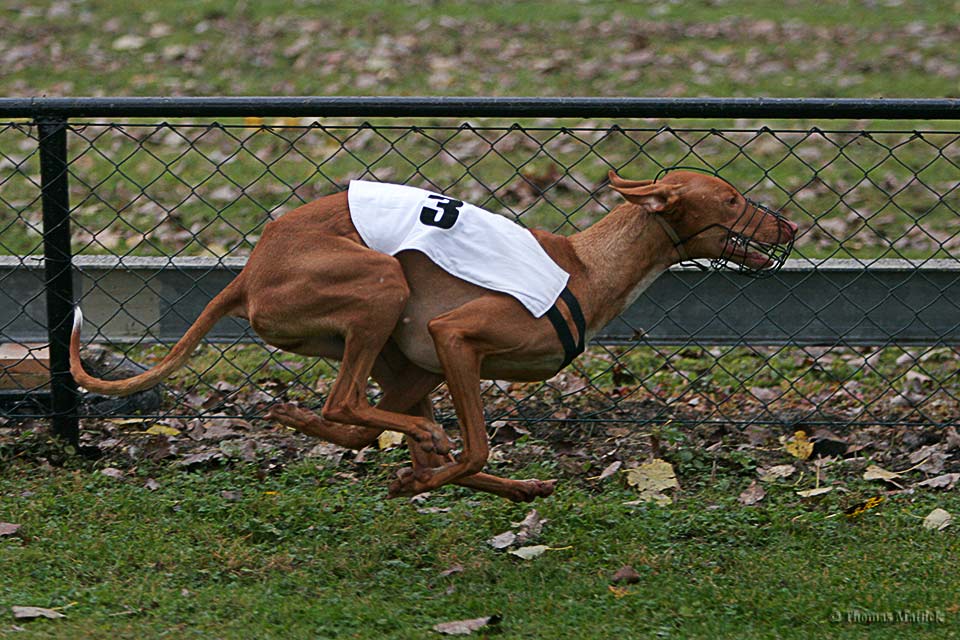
[{"x1": 69, "y1": 278, "x2": 245, "y2": 397}]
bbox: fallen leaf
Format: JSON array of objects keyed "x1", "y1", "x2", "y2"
[
  {"x1": 593, "y1": 460, "x2": 622, "y2": 481},
  {"x1": 843, "y1": 496, "x2": 884, "y2": 517},
  {"x1": 438, "y1": 564, "x2": 464, "y2": 577},
  {"x1": 377, "y1": 430, "x2": 405, "y2": 450},
  {"x1": 112, "y1": 35, "x2": 145, "y2": 51},
  {"x1": 908, "y1": 444, "x2": 947, "y2": 475},
  {"x1": 918, "y1": 473, "x2": 960, "y2": 490},
  {"x1": 100, "y1": 467, "x2": 124, "y2": 480},
  {"x1": 796, "y1": 486, "x2": 833, "y2": 498},
  {"x1": 200, "y1": 424, "x2": 240, "y2": 441},
  {"x1": 811, "y1": 429, "x2": 848, "y2": 458},
  {"x1": 509, "y1": 545, "x2": 549, "y2": 560},
  {"x1": 624, "y1": 459, "x2": 679, "y2": 505},
  {"x1": 433, "y1": 615, "x2": 501, "y2": 635},
  {"x1": 608, "y1": 585, "x2": 631, "y2": 598},
  {"x1": 487, "y1": 531, "x2": 516, "y2": 550},
  {"x1": 863, "y1": 464, "x2": 904, "y2": 487},
  {"x1": 611, "y1": 565, "x2": 641, "y2": 584},
  {"x1": 0, "y1": 522, "x2": 21, "y2": 537},
  {"x1": 416, "y1": 506, "x2": 451, "y2": 514},
  {"x1": 177, "y1": 450, "x2": 223, "y2": 468},
  {"x1": 108, "y1": 418, "x2": 147, "y2": 426},
  {"x1": 305, "y1": 442, "x2": 346, "y2": 465},
  {"x1": 145, "y1": 424, "x2": 180, "y2": 437},
  {"x1": 144, "y1": 478, "x2": 160, "y2": 491},
  {"x1": 923, "y1": 508, "x2": 952, "y2": 531},
  {"x1": 11, "y1": 606, "x2": 65, "y2": 620},
  {"x1": 782, "y1": 430, "x2": 813, "y2": 460},
  {"x1": 758, "y1": 464, "x2": 796, "y2": 482},
  {"x1": 738, "y1": 480, "x2": 766, "y2": 506},
  {"x1": 513, "y1": 509, "x2": 546, "y2": 544}
]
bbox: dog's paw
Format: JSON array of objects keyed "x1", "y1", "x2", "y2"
[
  {"x1": 387, "y1": 467, "x2": 430, "y2": 499},
  {"x1": 267, "y1": 403, "x2": 316, "y2": 431},
  {"x1": 387, "y1": 465, "x2": 439, "y2": 498},
  {"x1": 505, "y1": 478, "x2": 557, "y2": 502},
  {"x1": 413, "y1": 421, "x2": 453, "y2": 455}
]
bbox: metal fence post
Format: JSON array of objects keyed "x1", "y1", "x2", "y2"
[{"x1": 37, "y1": 116, "x2": 79, "y2": 447}]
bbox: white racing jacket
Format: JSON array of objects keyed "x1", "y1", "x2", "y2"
[{"x1": 347, "y1": 180, "x2": 570, "y2": 318}]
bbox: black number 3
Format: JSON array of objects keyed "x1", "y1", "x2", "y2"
[{"x1": 419, "y1": 195, "x2": 463, "y2": 230}]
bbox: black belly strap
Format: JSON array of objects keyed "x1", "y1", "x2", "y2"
[{"x1": 544, "y1": 287, "x2": 586, "y2": 371}]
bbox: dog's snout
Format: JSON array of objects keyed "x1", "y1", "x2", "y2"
[{"x1": 781, "y1": 218, "x2": 798, "y2": 239}]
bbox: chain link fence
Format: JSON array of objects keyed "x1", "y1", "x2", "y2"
[{"x1": 1, "y1": 99, "x2": 959, "y2": 445}]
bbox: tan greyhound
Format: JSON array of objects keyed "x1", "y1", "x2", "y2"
[{"x1": 70, "y1": 170, "x2": 797, "y2": 502}]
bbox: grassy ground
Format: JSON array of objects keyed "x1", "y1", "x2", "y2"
[{"x1": 2, "y1": 453, "x2": 959, "y2": 639}]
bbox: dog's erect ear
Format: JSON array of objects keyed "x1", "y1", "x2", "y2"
[
  {"x1": 607, "y1": 170, "x2": 679, "y2": 213},
  {"x1": 607, "y1": 170, "x2": 654, "y2": 190}
]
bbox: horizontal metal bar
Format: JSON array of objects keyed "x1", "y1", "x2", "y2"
[
  {"x1": 1, "y1": 97, "x2": 959, "y2": 120},
  {"x1": 2, "y1": 256, "x2": 959, "y2": 347}
]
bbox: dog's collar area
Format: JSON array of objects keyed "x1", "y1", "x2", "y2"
[{"x1": 545, "y1": 287, "x2": 586, "y2": 371}]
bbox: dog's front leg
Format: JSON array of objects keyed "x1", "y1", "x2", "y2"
[{"x1": 388, "y1": 313, "x2": 492, "y2": 496}]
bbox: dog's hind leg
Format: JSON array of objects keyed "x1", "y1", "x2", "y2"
[{"x1": 268, "y1": 357, "x2": 444, "y2": 451}]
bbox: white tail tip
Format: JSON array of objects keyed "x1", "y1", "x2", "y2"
[{"x1": 72, "y1": 306, "x2": 83, "y2": 333}]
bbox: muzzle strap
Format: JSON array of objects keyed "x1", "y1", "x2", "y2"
[{"x1": 545, "y1": 287, "x2": 586, "y2": 371}]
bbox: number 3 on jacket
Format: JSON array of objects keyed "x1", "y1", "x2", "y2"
[{"x1": 419, "y1": 195, "x2": 463, "y2": 229}]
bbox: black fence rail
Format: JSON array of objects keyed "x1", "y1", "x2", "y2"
[{"x1": 1, "y1": 97, "x2": 959, "y2": 447}]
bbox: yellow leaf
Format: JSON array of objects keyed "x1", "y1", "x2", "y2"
[
  {"x1": 608, "y1": 585, "x2": 630, "y2": 599},
  {"x1": 377, "y1": 430, "x2": 405, "y2": 450},
  {"x1": 109, "y1": 418, "x2": 147, "y2": 426},
  {"x1": 145, "y1": 425, "x2": 180, "y2": 437},
  {"x1": 844, "y1": 496, "x2": 885, "y2": 518},
  {"x1": 781, "y1": 430, "x2": 813, "y2": 460},
  {"x1": 624, "y1": 459, "x2": 679, "y2": 505}
]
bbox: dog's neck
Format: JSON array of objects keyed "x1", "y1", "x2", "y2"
[{"x1": 568, "y1": 202, "x2": 677, "y2": 334}]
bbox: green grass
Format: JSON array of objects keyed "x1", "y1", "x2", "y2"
[{"x1": 2, "y1": 456, "x2": 959, "y2": 639}]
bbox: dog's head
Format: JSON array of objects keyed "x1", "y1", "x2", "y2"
[{"x1": 608, "y1": 169, "x2": 798, "y2": 276}]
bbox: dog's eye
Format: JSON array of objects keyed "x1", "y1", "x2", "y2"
[{"x1": 727, "y1": 196, "x2": 738, "y2": 206}]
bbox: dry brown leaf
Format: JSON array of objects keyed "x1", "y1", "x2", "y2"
[
  {"x1": 11, "y1": 606, "x2": 65, "y2": 620},
  {"x1": 433, "y1": 615, "x2": 501, "y2": 635},
  {"x1": 758, "y1": 464, "x2": 796, "y2": 482},
  {"x1": 796, "y1": 486, "x2": 833, "y2": 498},
  {"x1": 863, "y1": 464, "x2": 904, "y2": 487},
  {"x1": 918, "y1": 473, "x2": 960, "y2": 490},
  {"x1": 738, "y1": 480, "x2": 766, "y2": 506},
  {"x1": 923, "y1": 508, "x2": 952, "y2": 531},
  {"x1": 0, "y1": 522, "x2": 21, "y2": 537},
  {"x1": 593, "y1": 460, "x2": 622, "y2": 481},
  {"x1": 487, "y1": 531, "x2": 516, "y2": 550},
  {"x1": 611, "y1": 565, "x2": 641, "y2": 584}
]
